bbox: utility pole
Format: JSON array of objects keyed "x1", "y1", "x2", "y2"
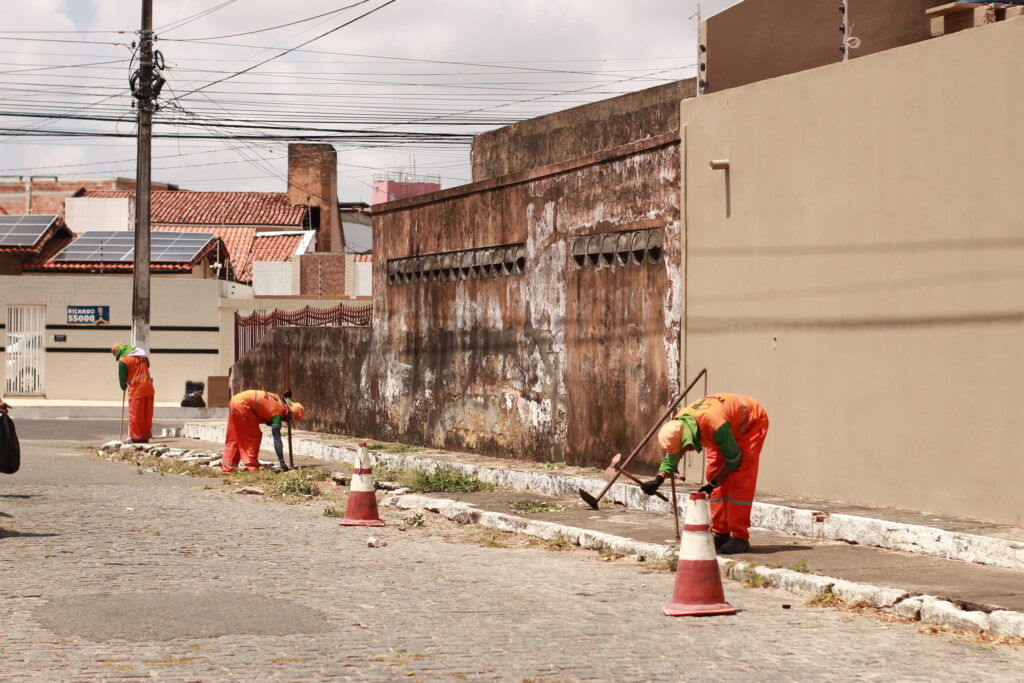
[{"x1": 132, "y1": 0, "x2": 154, "y2": 352}]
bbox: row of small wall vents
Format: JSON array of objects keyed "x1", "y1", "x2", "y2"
[
  {"x1": 387, "y1": 244, "x2": 526, "y2": 286},
  {"x1": 572, "y1": 228, "x2": 663, "y2": 269}
]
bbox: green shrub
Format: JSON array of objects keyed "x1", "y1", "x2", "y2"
[
  {"x1": 544, "y1": 533, "x2": 577, "y2": 551},
  {"x1": 305, "y1": 468, "x2": 329, "y2": 481},
  {"x1": 281, "y1": 477, "x2": 318, "y2": 497},
  {"x1": 411, "y1": 468, "x2": 493, "y2": 493}
]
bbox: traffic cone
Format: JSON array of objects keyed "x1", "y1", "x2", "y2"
[
  {"x1": 340, "y1": 443, "x2": 385, "y2": 527},
  {"x1": 663, "y1": 492, "x2": 736, "y2": 616}
]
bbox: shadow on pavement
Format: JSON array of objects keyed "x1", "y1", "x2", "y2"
[
  {"x1": 0, "y1": 529, "x2": 59, "y2": 539},
  {"x1": 747, "y1": 544, "x2": 814, "y2": 554}
]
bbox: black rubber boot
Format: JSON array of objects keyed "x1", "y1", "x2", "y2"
[
  {"x1": 713, "y1": 532, "x2": 730, "y2": 550},
  {"x1": 718, "y1": 537, "x2": 751, "y2": 555}
]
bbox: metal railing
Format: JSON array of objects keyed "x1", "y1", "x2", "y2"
[{"x1": 234, "y1": 303, "x2": 372, "y2": 361}]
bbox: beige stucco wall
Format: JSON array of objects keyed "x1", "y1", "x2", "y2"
[
  {"x1": 680, "y1": 19, "x2": 1024, "y2": 525},
  {"x1": 1, "y1": 275, "x2": 233, "y2": 401}
]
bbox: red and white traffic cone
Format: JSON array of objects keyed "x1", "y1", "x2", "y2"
[
  {"x1": 340, "y1": 443, "x2": 385, "y2": 527},
  {"x1": 663, "y1": 492, "x2": 736, "y2": 616}
]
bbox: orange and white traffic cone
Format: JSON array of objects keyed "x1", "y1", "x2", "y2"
[
  {"x1": 663, "y1": 492, "x2": 736, "y2": 616},
  {"x1": 340, "y1": 443, "x2": 385, "y2": 527}
]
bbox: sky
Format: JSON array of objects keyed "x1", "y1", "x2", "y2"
[{"x1": 0, "y1": 0, "x2": 739, "y2": 204}]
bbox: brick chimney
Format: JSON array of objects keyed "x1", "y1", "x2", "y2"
[{"x1": 287, "y1": 143, "x2": 342, "y2": 252}]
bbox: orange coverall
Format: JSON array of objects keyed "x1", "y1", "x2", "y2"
[
  {"x1": 222, "y1": 390, "x2": 290, "y2": 474},
  {"x1": 121, "y1": 355, "x2": 154, "y2": 443},
  {"x1": 672, "y1": 394, "x2": 769, "y2": 540}
]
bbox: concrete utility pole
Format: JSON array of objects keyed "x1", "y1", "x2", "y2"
[{"x1": 132, "y1": 0, "x2": 154, "y2": 352}]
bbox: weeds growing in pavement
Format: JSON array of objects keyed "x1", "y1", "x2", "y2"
[
  {"x1": 411, "y1": 468, "x2": 493, "y2": 493},
  {"x1": 806, "y1": 586, "x2": 846, "y2": 608},
  {"x1": 398, "y1": 513, "x2": 426, "y2": 530},
  {"x1": 322, "y1": 506, "x2": 345, "y2": 517},
  {"x1": 303, "y1": 468, "x2": 329, "y2": 481},
  {"x1": 743, "y1": 569, "x2": 771, "y2": 588},
  {"x1": 544, "y1": 533, "x2": 577, "y2": 551},
  {"x1": 537, "y1": 461, "x2": 566, "y2": 470},
  {"x1": 508, "y1": 499, "x2": 565, "y2": 514},
  {"x1": 596, "y1": 547, "x2": 626, "y2": 562},
  {"x1": 366, "y1": 442, "x2": 420, "y2": 453},
  {"x1": 790, "y1": 559, "x2": 810, "y2": 573},
  {"x1": 280, "y1": 477, "x2": 319, "y2": 497},
  {"x1": 374, "y1": 465, "x2": 407, "y2": 484},
  {"x1": 641, "y1": 557, "x2": 678, "y2": 572}
]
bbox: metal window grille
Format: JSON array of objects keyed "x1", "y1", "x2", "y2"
[{"x1": 234, "y1": 303, "x2": 371, "y2": 361}]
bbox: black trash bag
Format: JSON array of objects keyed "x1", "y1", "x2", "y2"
[
  {"x1": 180, "y1": 380, "x2": 206, "y2": 408},
  {"x1": 0, "y1": 413, "x2": 20, "y2": 475}
]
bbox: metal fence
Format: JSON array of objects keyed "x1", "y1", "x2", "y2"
[{"x1": 234, "y1": 303, "x2": 372, "y2": 361}]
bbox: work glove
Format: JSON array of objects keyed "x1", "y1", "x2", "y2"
[
  {"x1": 640, "y1": 474, "x2": 665, "y2": 496},
  {"x1": 697, "y1": 478, "x2": 719, "y2": 496},
  {"x1": 283, "y1": 391, "x2": 292, "y2": 400}
]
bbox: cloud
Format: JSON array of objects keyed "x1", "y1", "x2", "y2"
[{"x1": 0, "y1": 0, "x2": 738, "y2": 202}]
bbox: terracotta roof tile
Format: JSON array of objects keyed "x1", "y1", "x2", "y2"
[
  {"x1": 84, "y1": 190, "x2": 307, "y2": 226},
  {"x1": 251, "y1": 233, "x2": 303, "y2": 266},
  {"x1": 354, "y1": 254, "x2": 373, "y2": 262},
  {"x1": 153, "y1": 225, "x2": 254, "y2": 282}
]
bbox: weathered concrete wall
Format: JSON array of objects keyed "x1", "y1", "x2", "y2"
[
  {"x1": 702, "y1": 0, "x2": 936, "y2": 93},
  {"x1": 230, "y1": 325, "x2": 375, "y2": 436},
  {"x1": 681, "y1": 19, "x2": 1024, "y2": 525},
  {"x1": 471, "y1": 80, "x2": 694, "y2": 181},
  {"x1": 373, "y1": 135, "x2": 682, "y2": 468}
]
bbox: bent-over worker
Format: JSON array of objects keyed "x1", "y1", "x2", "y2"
[
  {"x1": 222, "y1": 390, "x2": 304, "y2": 474},
  {"x1": 111, "y1": 343, "x2": 154, "y2": 443},
  {"x1": 641, "y1": 393, "x2": 769, "y2": 554}
]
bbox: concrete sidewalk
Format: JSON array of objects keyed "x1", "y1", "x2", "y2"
[{"x1": 179, "y1": 421, "x2": 1024, "y2": 637}]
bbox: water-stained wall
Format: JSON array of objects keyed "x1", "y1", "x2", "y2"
[
  {"x1": 235, "y1": 135, "x2": 683, "y2": 469},
  {"x1": 370, "y1": 135, "x2": 682, "y2": 468}
]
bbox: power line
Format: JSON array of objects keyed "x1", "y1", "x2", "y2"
[
  {"x1": 165, "y1": 0, "x2": 400, "y2": 102},
  {"x1": 173, "y1": 0, "x2": 376, "y2": 41},
  {"x1": 155, "y1": 0, "x2": 239, "y2": 34}
]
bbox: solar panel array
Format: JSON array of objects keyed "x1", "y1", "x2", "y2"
[
  {"x1": 0, "y1": 214, "x2": 58, "y2": 248},
  {"x1": 51, "y1": 231, "x2": 217, "y2": 263}
]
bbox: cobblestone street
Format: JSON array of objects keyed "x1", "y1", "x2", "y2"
[{"x1": 3, "y1": 426, "x2": 1024, "y2": 681}]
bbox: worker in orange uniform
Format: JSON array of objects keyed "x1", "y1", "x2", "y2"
[
  {"x1": 641, "y1": 393, "x2": 769, "y2": 554},
  {"x1": 111, "y1": 343, "x2": 155, "y2": 443},
  {"x1": 221, "y1": 390, "x2": 304, "y2": 474}
]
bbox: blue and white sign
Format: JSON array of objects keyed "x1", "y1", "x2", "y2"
[{"x1": 67, "y1": 305, "x2": 110, "y2": 326}]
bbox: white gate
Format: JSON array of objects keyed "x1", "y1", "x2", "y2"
[{"x1": 5, "y1": 305, "x2": 45, "y2": 396}]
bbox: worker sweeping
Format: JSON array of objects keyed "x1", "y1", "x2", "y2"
[
  {"x1": 641, "y1": 393, "x2": 769, "y2": 554},
  {"x1": 111, "y1": 343, "x2": 155, "y2": 443},
  {"x1": 221, "y1": 390, "x2": 304, "y2": 474}
]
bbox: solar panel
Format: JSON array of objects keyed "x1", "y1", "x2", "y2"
[
  {"x1": 51, "y1": 231, "x2": 217, "y2": 263},
  {"x1": 0, "y1": 214, "x2": 58, "y2": 248}
]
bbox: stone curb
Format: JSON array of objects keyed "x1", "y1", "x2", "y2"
[
  {"x1": 182, "y1": 422, "x2": 1024, "y2": 572},
  {"x1": 387, "y1": 493, "x2": 1024, "y2": 639}
]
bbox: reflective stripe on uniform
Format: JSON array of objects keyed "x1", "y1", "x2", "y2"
[{"x1": 708, "y1": 496, "x2": 753, "y2": 506}]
